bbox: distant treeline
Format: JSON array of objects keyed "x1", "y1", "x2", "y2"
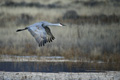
[
  {"x1": 2, "y1": 0, "x2": 120, "y2": 8},
  {"x1": 1, "y1": 1, "x2": 63, "y2": 8}
]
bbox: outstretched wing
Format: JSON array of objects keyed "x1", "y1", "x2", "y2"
[
  {"x1": 44, "y1": 26, "x2": 55, "y2": 43},
  {"x1": 28, "y1": 25, "x2": 55, "y2": 47}
]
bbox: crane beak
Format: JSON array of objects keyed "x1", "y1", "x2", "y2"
[{"x1": 60, "y1": 23, "x2": 65, "y2": 26}]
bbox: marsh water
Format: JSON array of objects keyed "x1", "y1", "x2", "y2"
[{"x1": 0, "y1": 62, "x2": 115, "y2": 72}]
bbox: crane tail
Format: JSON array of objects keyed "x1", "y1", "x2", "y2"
[{"x1": 16, "y1": 27, "x2": 28, "y2": 32}]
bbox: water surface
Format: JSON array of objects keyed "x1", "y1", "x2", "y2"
[{"x1": 0, "y1": 62, "x2": 112, "y2": 72}]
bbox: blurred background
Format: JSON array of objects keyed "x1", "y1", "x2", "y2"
[{"x1": 0, "y1": 0, "x2": 120, "y2": 63}]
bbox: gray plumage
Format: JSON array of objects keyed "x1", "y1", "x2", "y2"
[{"x1": 16, "y1": 21, "x2": 64, "y2": 47}]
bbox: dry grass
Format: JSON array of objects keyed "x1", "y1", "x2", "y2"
[{"x1": 0, "y1": 24, "x2": 119, "y2": 56}]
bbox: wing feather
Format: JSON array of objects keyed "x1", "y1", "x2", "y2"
[
  {"x1": 44, "y1": 26, "x2": 55, "y2": 42},
  {"x1": 28, "y1": 25, "x2": 55, "y2": 47}
]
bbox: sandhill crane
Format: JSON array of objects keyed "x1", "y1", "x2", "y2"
[{"x1": 16, "y1": 21, "x2": 64, "y2": 47}]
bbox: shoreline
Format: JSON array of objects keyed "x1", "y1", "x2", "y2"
[{"x1": 0, "y1": 71, "x2": 120, "y2": 80}]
